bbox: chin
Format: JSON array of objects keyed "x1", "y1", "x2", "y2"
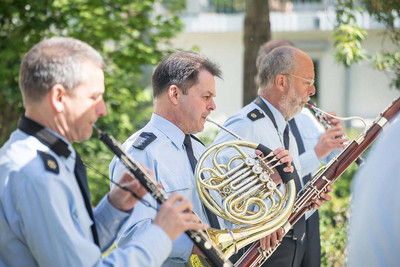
[
  {"x1": 199, "y1": 122, "x2": 206, "y2": 132},
  {"x1": 192, "y1": 125, "x2": 204, "y2": 134},
  {"x1": 80, "y1": 131, "x2": 94, "y2": 142}
]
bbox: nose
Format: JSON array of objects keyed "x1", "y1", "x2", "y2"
[
  {"x1": 209, "y1": 98, "x2": 216, "y2": 111},
  {"x1": 309, "y1": 85, "x2": 316, "y2": 96},
  {"x1": 96, "y1": 97, "x2": 107, "y2": 117}
]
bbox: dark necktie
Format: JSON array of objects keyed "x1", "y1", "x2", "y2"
[
  {"x1": 184, "y1": 135, "x2": 198, "y2": 173},
  {"x1": 283, "y1": 124, "x2": 290, "y2": 151},
  {"x1": 283, "y1": 123, "x2": 306, "y2": 241},
  {"x1": 183, "y1": 135, "x2": 220, "y2": 229},
  {"x1": 283, "y1": 124, "x2": 303, "y2": 197},
  {"x1": 74, "y1": 153, "x2": 100, "y2": 246}
]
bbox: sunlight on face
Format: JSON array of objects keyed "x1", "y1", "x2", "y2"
[
  {"x1": 64, "y1": 61, "x2": 107, "y2": 142},
  {"x1": 178, "y1": 70, "x2": 217, "y2": 134}
]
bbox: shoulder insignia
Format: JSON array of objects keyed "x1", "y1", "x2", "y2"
[
  {"x1": 37, "y1": 151, "x2": 59, "y2": 174},
  {"x1": 247, "y1": 108, "x2": 265, "y2": 121},
  {"x1": 190, "y1": 134, "x2": 205, "y2": 146},
  {"x1": 132, "y1": 132, "x2": 157, "y2": 150}
]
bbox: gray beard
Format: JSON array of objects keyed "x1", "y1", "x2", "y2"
[
  {"x1": 279, "y1": 99, "x2": 302, "y2": 120},
  {"x1": 279, "y1": 86, "x2": 309, "y2": 120}
]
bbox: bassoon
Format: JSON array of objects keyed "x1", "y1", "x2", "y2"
[
  {"x1": 93, "y1": 127, "x2": 233, "y2": 267},
  {"x1": 235, "y1": 97, "x2": 400, "y2": 267}
]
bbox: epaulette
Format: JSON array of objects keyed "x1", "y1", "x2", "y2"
[
  {"x1": 132, "y1": 132, "x2": 157, "y2": 150},
  {"x1": 247, "y1": 108, "x2": 265, "y2": 121},
  {"x1": 37, "y1": 151, "x2": 59, "y2": 174},
  {"x1": 190, "y1": 134, "x2": 205, "y2": 146}
]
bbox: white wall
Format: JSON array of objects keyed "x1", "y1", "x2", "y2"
[
  {"x1": 172, "y1": 27, "x2": 399, "y2": 125},
  {"x1": 172, "y1": 31, "x2": 244, "y2": 119}
]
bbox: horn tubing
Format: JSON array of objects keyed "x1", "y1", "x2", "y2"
[{"x1": 195, "y1": 139, "x2": 297, "y2": 259}]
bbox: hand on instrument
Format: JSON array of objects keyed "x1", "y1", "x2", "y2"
[
  {"x1": 260, "y1": 228, "x2": 284, "y2": 251},
  {"x1": 154, "y1": 193, "x2": 209, "y2": 241},
  {"x1": 314, "y1": 126, "x2": 348, "y2": 159},
  {"x1": 108, "y1": 168, "x2": 151, "y2": 211},
  {"x1": 310, "y1": 184, "x2": 333, "y2": 210},
  {"x1": 273, "y1": 147, "x2": 294, "y2": 173},
  {"x1": 324, "y1": 111, "x2": 341, "y2": 126}
]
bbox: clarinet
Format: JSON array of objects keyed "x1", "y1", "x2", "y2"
[
  {"x1": 235, "y1": 97, "x2": 400, "y2": 267},
  {"x1": 307, "y1": 100, "x2": 364, "y2": 166},
  {"x1": 94, "y1": 127, "x2": 232, "y2": 267}
]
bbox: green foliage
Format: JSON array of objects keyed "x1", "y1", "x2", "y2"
[
  {"x1": 319, "y1": 163, "x2": 355, "y2": 266},
  {"x1": 362, "y1": 0, "x2": 400, "y2": 36},
  {"x1": 334, "y1": 0, "x2": 400, "y2": 90},
  {"x1": 196, "y1": 126, "x2": 219, "y2": 147},
  {"x1": 333, "y1": 0, "x2": 368, "y2": 67},
  {"x1": 0, "y1": 0, "x2": 185, "y2": 204},
  {"x1": 372, "y1": 51, "x2": 400, "y2": 89}
]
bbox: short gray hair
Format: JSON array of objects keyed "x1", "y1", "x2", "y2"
[
  {"x1": 257, "y1": 46, "x2": 297, "y2": 91},
  {"x1": 19, "y1": 37, "x2": 105, "y2": 104},
  {"x1": 256, "y1": 40, "x2": 294, "y2": 71}
]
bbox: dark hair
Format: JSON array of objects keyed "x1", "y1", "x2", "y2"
[
  {"x1": 19, "y1": 37, "x2": 105, "y2": 104},
  {"x1": 152, "y1": 51, "x2": 222, "y2": 98},
  {"x1": 256, "y1": 40, "x2": 295, "y2": 71}
]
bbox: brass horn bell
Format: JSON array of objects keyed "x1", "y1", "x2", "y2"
[{"x1": 195, "y1": 140, "x2": 296, "y2": 259}]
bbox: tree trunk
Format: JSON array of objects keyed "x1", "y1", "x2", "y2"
[
  {"x1": 0, "y1": 90, "x2": 20, "y2": 146},
  {"x1": 243, "y1": 0, "x2": 271, "y2": 106}
]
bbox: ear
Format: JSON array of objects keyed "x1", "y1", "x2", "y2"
[
  {"x1": 275, "y1": 74, "x2": 288, "y2": 93},
  {"x1": 167, "y1": 85, "x2": 181, "y2": 105},
  {"x1": 49, "y1": 84, "x2": 67, "y2": 112}
]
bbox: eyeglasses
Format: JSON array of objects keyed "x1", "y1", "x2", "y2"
[{"x1": 283, "y1": 74, "x2": 315, "y2": 87}]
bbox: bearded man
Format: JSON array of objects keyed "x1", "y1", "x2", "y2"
[{"x1": 213, "y1": 46, "x2": 332, "y2": 267}]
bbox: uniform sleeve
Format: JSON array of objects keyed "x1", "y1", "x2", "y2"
[
  {"x1": 100, "y1": 224, "x2": 172, "y2": 267},
  {"x1": 322, "y1": 148, "x2": 341, "y2": 165},
  {"x1": 93, "y1": 194, "x2": 132, "y2": 251},
  {"x1": 109, "y1": 147, "x2": 195, "y2": 263},
  {"x1": 17, "y1": 168, "x2": 103, "y2": 267},
  {"x1": 347, "y1": 120, "x2": 400, "y2": 267}
]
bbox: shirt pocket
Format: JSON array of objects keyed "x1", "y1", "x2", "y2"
[
  {"x1": 159, "y1": 175, "x2": 193, "y2": 194},
  {"x1": 301, "y1": 127, "x2": 321, "y2": 140}
]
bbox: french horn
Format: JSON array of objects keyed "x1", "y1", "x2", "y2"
[{"x1": 194, "y1": 118, "x2": 297, "y2": 259}]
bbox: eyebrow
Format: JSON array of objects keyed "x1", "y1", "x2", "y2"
[{"x1": 206, "y1": 91, "x2": 215, "y2": 96}]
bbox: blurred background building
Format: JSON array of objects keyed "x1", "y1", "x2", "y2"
[{"x1": 169, "y1": 0, "x2": 399, "y2": 127}]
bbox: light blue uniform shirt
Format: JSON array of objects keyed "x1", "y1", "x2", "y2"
[
  {"x1": 347, "y1": 116, "x2": 400, "y2": 267},
  {"x1": 0, "y1": 128, "x2": 172, "y2": 267},
  {"x1": 293, "y1": 107, "x2": 340, "y2": 180},
  {"x1": 109, "y1": 113, "x2": 211, "y2": 267},
  {"x1": 213, "y1": 97, "x2": 302, "y2": 179}
]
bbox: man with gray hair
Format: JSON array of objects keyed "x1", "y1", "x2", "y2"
[
  {"x1": 0, "y1": 37, "x2": 207, "y2": 267},
  {"x1": 256, "y1": 40, "x2": 347, "y2": 267},
  {"x1": 213, "y1": 46, "x2": 333, "y2": 266}
]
